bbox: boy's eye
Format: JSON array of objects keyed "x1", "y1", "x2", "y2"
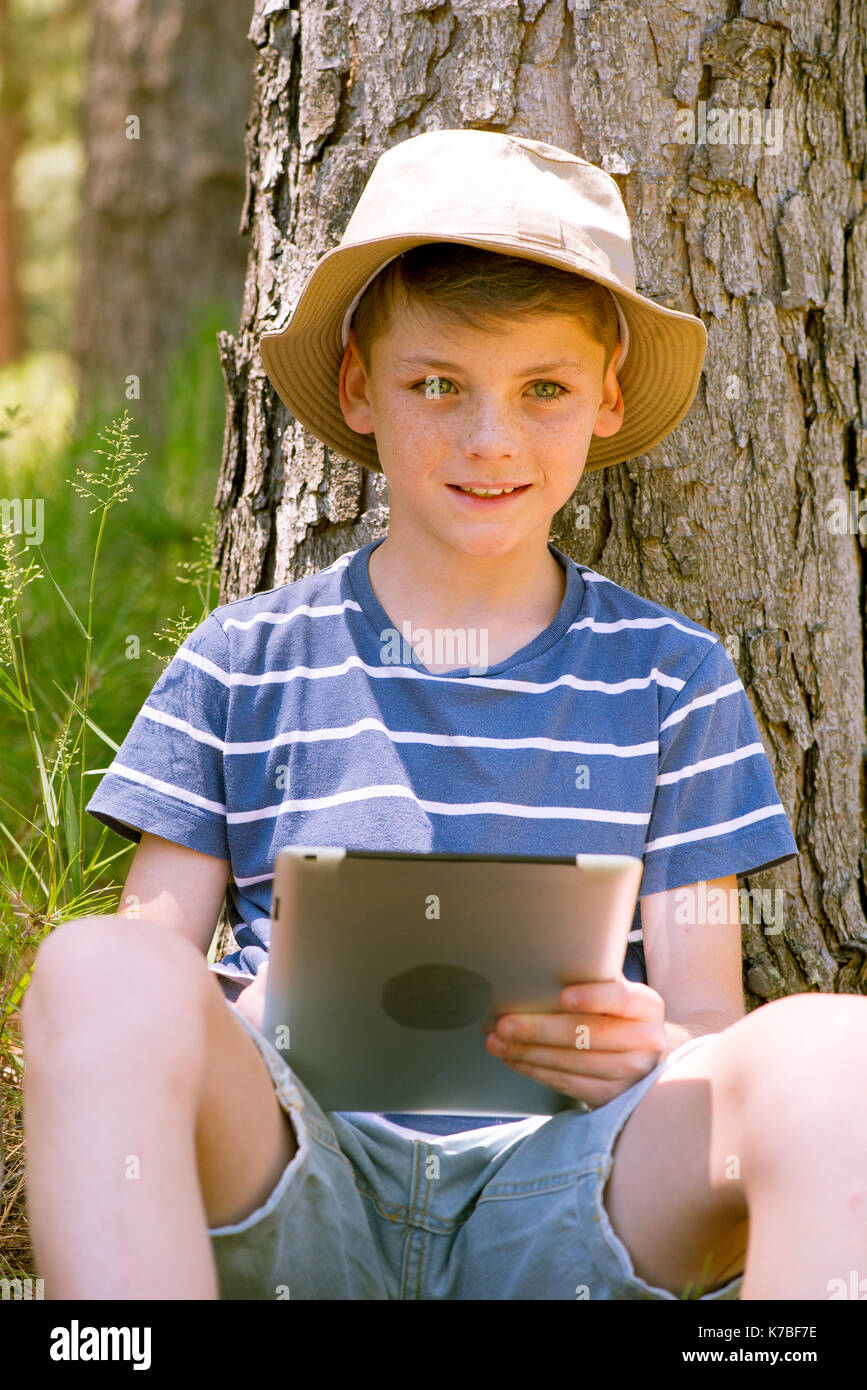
[
  {"x1": 412, "y1": 377, "x2": 568, "y2": 402},
  {"x1": 415, "y1": 375, "x2": 455, "y2": 398},
  {"x1": 529, "y1": 381, "x2": 566, "y2": 401}
]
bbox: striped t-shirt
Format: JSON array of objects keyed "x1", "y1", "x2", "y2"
[{"x1": 86, "y1": 536, "x2": 798, "y2": 1133}]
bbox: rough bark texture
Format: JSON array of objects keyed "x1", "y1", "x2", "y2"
[
  {"x1": 214, "y1": 0, "x2": 867, "y2": 1005},
  {"x1": 72, "y1": 0, "x2": 255, "y2": 436}
]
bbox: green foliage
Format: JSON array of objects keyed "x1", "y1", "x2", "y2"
[
  {"x1": 0, "y1": 400, "x2": 221, "y2": 1017},
  {"x1": 0, "y1": 308, "x2": 227, "y2": 1278}
]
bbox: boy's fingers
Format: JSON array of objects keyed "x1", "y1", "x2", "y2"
[
  {"x1": 504, "y1": 1060, "x2": 629, "y2": 1109},
  {"x1": 489, "y1": 1012, "x2": 600, "y2": 1050},
  {"x1": 559, "y1": 978, "x2": 662, "y2": 1019},
  {"x1": 497, "y1": 1043, "x2": 660, "y2": 1080},
  {"x1": 489, "y1": 1010, "x2": 655, "y2": 1053}
]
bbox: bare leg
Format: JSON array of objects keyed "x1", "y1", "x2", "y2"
[
  {"x1": 21, "y1": 916, "x2": 297, "y2": 1300},
  {"x1": 603, "y1": 993, "x2": 867, "y2": 1300},
  {"x1": 733, "y1": 993, "x2": 867, "y2": 1299}
]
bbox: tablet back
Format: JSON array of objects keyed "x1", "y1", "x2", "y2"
[{"x1": 263, "y1": 848, "x2": 644, "y2": 1116}]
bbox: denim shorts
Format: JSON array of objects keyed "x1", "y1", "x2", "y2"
[{"x1": 209, "y1": 1008, "x2": 743, "y2": 1301}]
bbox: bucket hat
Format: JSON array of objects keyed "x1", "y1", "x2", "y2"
[{"x1": 259, "y1": 128, "x2": 707, "y2": 472}]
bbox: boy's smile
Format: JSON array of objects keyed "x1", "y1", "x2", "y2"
[{"x1": 338, "y1": 301, "x2": 624, "y2": 637}]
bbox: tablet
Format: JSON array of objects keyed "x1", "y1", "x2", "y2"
[{"x1": 262, "y1": 847, "x2": 644, "y2": 1116}]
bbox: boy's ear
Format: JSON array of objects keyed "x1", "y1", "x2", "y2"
[
  {"x1": 592, "y1": 343, "x2": 625, "y2": 440},
  {"x1": 338, "y1": 329, "x2": 376, "y2": 436}
]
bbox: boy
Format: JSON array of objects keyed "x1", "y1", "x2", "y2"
[{"x1": 22, "y1": 130, "x2": 867, "y2": 1301}]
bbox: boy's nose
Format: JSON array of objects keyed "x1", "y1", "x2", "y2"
[{"x1": 459, "y1": 395, "x2": 519, "y2": 458}]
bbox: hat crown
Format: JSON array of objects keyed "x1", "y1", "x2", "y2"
[{"x1": 340, "y1": 129, "x2": 636, "y2": 293}]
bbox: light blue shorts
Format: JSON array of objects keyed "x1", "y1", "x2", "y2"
[{"x1": 209, "y1": 1009, "x2": 743, "y2": 1301}]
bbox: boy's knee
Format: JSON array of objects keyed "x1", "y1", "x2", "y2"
[
  {"x1": 737, "y1": 992, "x2": 867, "y2": 1053},
  {"x1": 22, "y1": 914, "x2": 208, "y2": 1032},
  {"x1": 720, "y1": 993, "x2": 867, "y2": 1115}
]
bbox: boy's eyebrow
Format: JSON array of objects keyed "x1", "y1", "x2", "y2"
[{"x1": 393, "y1": 356, "x2": 589, "y2": 374}]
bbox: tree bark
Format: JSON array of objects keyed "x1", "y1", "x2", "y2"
[
  {"x1": 215, "y1": 0, "x2": 867, "y2": 1005},
  {"x1": 0, "y1": 0, "x2": 24, "y2": 364},
  {"x1": 72, "y1": 0, "x2": 255, "y2": 437}
]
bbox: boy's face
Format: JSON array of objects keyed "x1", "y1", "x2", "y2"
[{"x1": 339, "y1": 297, "x2": 624, "y2": 562}]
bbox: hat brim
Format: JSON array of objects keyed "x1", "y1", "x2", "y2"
[{"x1": 259, "y1": 233, "x2": 707, "y2": 473}]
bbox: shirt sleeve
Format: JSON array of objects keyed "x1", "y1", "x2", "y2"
[
  {"x1": 85, "y1": 613, "x2": 231, "y2": 861},
  {"x1": 639, "y1": 638, "x2": 798, "y2": 896}
]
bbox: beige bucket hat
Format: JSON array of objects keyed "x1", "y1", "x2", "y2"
[{"x1": 259, "y1": 128, "x2": 707, "y2": 472}]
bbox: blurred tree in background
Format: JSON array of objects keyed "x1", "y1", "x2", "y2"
[
  {"x1": 0, "y1": 0, "x2": 89, "y2": 366},
  {"x1": 73, "y1": 0, "x2": 255, "y2": 441}
]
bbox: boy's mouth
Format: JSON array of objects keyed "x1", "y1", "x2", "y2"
[{"x1": 447, "y1": 483, "x2": 531, "y2": 504}]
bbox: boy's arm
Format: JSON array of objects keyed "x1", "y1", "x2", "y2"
[
  {"x1": 115, "y1": 830, "x2": 232, "y2": 958},
  {"x1": 640, "y1": 874, "x2": 746, "y2": 1060}
]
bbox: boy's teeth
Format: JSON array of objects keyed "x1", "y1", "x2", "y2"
[{"x1": 457, "y1": 486, "x2": 518, "y2": 495}]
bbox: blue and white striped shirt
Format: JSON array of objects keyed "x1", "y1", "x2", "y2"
[{"x1": 87, "y1": 537, "x2": 798, "y2": 1130}]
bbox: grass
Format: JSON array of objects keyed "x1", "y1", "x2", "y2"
[
  {"x1": 0, "y1": 305, "x2": 230, "y2": 1283},
  {"x1": 679, "y1": 1247, "x2": 747, "y2": 1300}
]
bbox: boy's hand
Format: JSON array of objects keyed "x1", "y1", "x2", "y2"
[
  {"x1": 485, "y1": 974, "x2": 666, "y2": 1109},
  {"x1": 229, "y1": 962, "x2": 269, "y2": 1033}
]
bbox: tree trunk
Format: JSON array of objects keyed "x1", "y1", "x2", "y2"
[
  {"x1": 72, "y1": 0, "x2": 255, "y2": 437},
  {"x1": 215, "y1": 0, "x2": 867, "y2": 1005},
  {"x1": 0, "y1": 0, "x2": 24, "y2": 364}
]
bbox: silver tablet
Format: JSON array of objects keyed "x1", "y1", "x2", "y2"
[{"x1": 262, "y1": 847, "x2": 644, "y2": 1117}]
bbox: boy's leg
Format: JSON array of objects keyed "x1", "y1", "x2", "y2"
[
  {"x1": 21, "y1": 915, "x2": 297, "y2": 1300},
  {"x1": 603, "y1": 992, "x2": 867, "y2": 1299}
]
